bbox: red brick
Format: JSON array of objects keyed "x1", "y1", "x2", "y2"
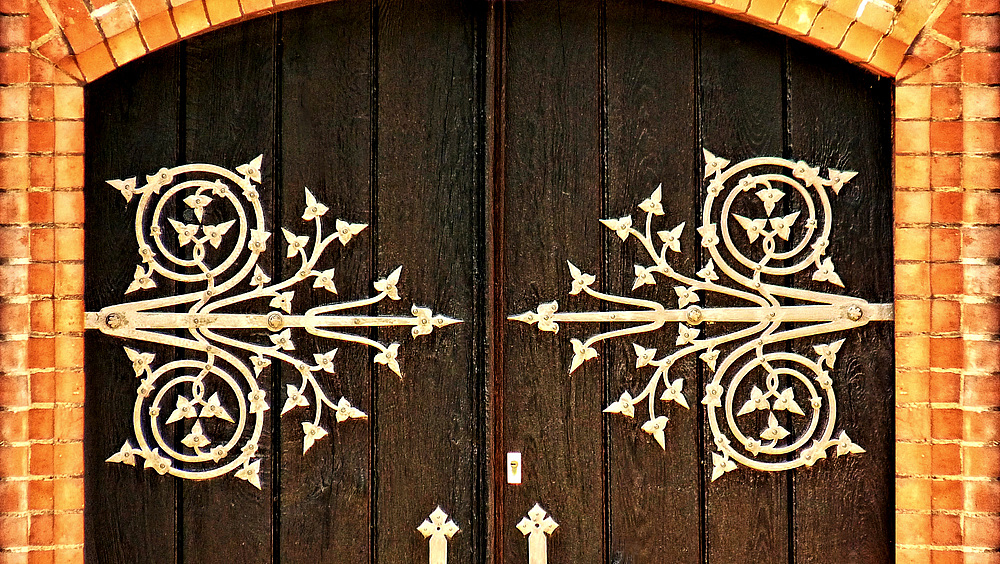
[
  {"x1": 30, "y1": 371, "x2": 55, "y2": 403},
  {"x1": 930, "y1": 298, "x2": 960, "y2": 333},
  {"x1": 27, "y1": 121, "x2": 55, "y2": 153},
  {"x1": 964, "y1": 226, "x2": 1000, "y2": 259},
  {"x1": 963, "y1": 303, "x2": 1000, "y2": 334},
  {"x1": 0, "y1": 515, "x2": 28, "y2": 547},
  {"x1": 965, "y1": 410, "x2": 1000, "y2": 441},
  {"x1": 62, "y1": 19, "x2": 103, "y2": 56},
  {"x1": 28, "y1": 513, "x2": 53, "y2": 546},
  {"x1": 931, "y1": 191, "x2": 962, "y2": 223},
  {"x1": 896, "y1": 156, "x2": 931, "y2": 188},
  {"x1": 929, "y1": 369, "x2": 960, "y2": 402},
  {"x1": 962, "y1": 156, "x2": 1000, "y2": 190},
  {"x1": 897, "y1": 477, "x2": 931, "y2": 509},
  {"x1": 932, "y1": 55, "x2": 963, "y2": 84},
  {"x1": 963, "y1": 0, "x2": 1000, "y2": 13},
  {"x1": 0, "y1": 480, "x2": 27, "y2": 512},
  {"x1": 0, "y1": 52, "x2": 29, "y2": 83},
  {"x1": 28, "y1": 262, "x2": 54, "y2": 295},
  {"x1": 930, "y1": 86, "x2": 962, "y2": 119},
  {"x1": 965, "y1": 480, "x2": 1000, "y2": 512},
  {"x1": 930, "y1": 155, "x2": 961, "y2": 188},
  {"x1": 27, "y1": 336, "x2": 54, "y2": 369},
  {"x1": 0, "y1": 445, "x2": 27, "y2": 476},
  {"x1": 966, "y1": 444, "x2": 1000, "y2": 475},
  {"x1": 930, "y1": 227, "x2": 961, "y2": 262},
  {"x1": 931, "y1": 479, "x2": 963, "y2": 510},
  {"x1": 896, "y1": 512, "x2": 931, "y2": 545},
  {"x1": 0, "y1": 121, "x2": 28, "y2": 153},
  {"x1": 0, "y1": 373, "x2": 28, "y2": 406},
  {"x1": 30, "y1": 227, "x2": 54, "y2": 261},
  {"x1": 930, "y1": 514, "x2": 962, "y2": 546},
  {"x1": 30, "y1": 155, "x2": 54, "y2": 189},
  {"x1": 0, "y1": 409, "x2": 26, "y2": 441},
  {"x1": 28, "y1": 442, "x2": 53, "y2": 476},
  {"x1": 931, "y1": 408, "x2": 963, "y2": 439}
]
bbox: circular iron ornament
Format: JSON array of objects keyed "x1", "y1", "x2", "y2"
[
  {"x1": 511, "y1": 149, "x2": 890, "y2": 479},
  {"x1": 89, "y1": 155, "x2": 460, "y2": 487}
]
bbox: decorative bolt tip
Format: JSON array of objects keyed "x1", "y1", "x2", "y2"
[
  {"x1": 267, "y1": 312, "x2": 284, "y2": 331},
  {"x1": 106, "y1": 312, "x2": 126, "y2": 329},
  {"x1": 846, "y1": 305, "x2": 863, "y2": 321},
  {"x1": 686, "y1": 306, "x2": 704, "y2": 325}
]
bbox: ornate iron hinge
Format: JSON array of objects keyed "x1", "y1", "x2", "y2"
[
  {"x1": 86, "y1": 155, "x2": 459, "y2": 487},
  {"x1": 511, "y1": 149, "x2": 892, "y2": 480}
]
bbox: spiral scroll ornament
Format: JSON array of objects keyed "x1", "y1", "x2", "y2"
[
  {"x1": 511, "y1": 149, "x2": 892, "y2": 479},
  {"x1": 86, "y1": 155, "x2": 460, "y2": 487}
]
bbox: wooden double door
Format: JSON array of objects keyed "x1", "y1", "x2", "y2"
[{"x1": 84, "y1": 0, "x2": 893, "y2": 562}]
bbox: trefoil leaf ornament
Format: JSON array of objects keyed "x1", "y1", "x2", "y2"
[
  {"x1": 510, "y1": 150, "x2": 892, "y2": 479},
  {"x1": 86, "y1": 155, "x2": 460, "y2": 486}
]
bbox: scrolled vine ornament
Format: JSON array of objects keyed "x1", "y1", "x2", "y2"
[
  {"x1": 88, "y1": 155, "x2": 460, "y2": 487},
  {"x1": 511, "y1": 149, "x2": 891, "y2": 480}
]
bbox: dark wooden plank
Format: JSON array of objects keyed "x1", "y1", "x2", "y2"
[
  {"x1": 697, "y1": 14, "x2": 790, "y2": 564},
  {"x1": 278, "y1": 2, "x2": 374, "y2": 561},
  {"x1": 500, "y1": 1, "x2": 604, "y2": 562},
  {"x1": 603, "y1": 1, "x2": 702, "y2": 562},
  {"x1": 84, "y1": 47, "x2": 181, "y2": 564},
  {"x1": 375, "y1": 0, "x2": 483, "y2": 562},
  {"x1": 179, "y1": 17, "x2": 277, "y2": 563},
  {"x1": 786, "y1": 43, "x2": 894, "y2": 563}
]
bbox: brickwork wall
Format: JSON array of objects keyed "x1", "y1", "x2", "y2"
[{"x1": 0, "y1": 0, "x2": 996, "y2": 562}]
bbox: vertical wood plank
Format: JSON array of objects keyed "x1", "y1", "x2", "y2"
[
  {"x1": 278, "y1": 3, "x2": 375, "y2": 560},
  {"x1": 603, "y1": 1, "x2": 702, "y2": 561},
  {"x1": 84, "y1": 47, "x2": 180, "y2": 564},
  {"x1": 786, "y1": 44, "x2": 894, "y2": 563},
  {"x1": 500, "y1": 1, "x2": 604, "y2": 562},
  {"x1": 698, "y1": 15, "x2": 790, "y2": 564},
  {"x1": 180, "y1": 17, "x2": 276, "y2": 563},
  {"x1": 376, "y1": 0, "x2": 483, "y2": 561}
]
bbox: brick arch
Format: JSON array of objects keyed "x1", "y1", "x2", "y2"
[
  {"x1": 3, "y1": 0, "x2": 999, "y2": 562},
  {"x1": 31, "y1": 0, "x2": 957, "y2": 82}
]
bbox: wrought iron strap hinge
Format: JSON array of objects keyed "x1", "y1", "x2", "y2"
[
  {"x1": 86, "y1": 155, "x2": 460, "y2": 486},
  {"x1": 511, "y1": 149, "x2": 893, "y2": 479}
]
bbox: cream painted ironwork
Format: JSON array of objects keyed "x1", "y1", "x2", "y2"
[
  {"x1": 418, "y1": 506, "x2": 460, "y2": 564},
  {"x1": 511, "y1": 149, "x2": 892, "y2": 479},
  {"x1": 87, "y1": 155, "x2": 459, "y2": 486},
  {"x1": 517, "y1": 504, "x2": 558, "y2": 564}
]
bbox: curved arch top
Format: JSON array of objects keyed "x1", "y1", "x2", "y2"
[{"x1": 31, "y1": 0, "x2": 956, "y2": 83}]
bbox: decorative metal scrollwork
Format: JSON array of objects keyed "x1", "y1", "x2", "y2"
[
  {"x1": 86, "y1": 155, "x2": 459, "y2": 487},
  {"x1": 511, "y1": 149, "x2": 892, "y2": 480}
]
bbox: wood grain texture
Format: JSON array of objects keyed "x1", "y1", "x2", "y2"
[
  {"x1": 375, "y1": 0, "x2": 483, "y2": 562},
  {"x1": 786, "y1": 44, "x2": 894, "y2": 563},
  {"x1": 604, "y1": 1, "x2": 702, "y2": 562},
  {"x1": 278, "y1": 3, "x2": 374, "y2": 561},
  {"x1": 179, "y1": 17, "x2": 276, "y2": 563},
  {"x1": 82, "y1": 2, "x2": 894, "y2": 562},
  {"x1": 499, "y1": 1, "x2": 605, "y2": 562},
  {"x1": 698, "y1": 14, "x2": 790, "y2": 564},
  {"x1": 84, "y1": 47, "x2": 180, "y2": 564}
]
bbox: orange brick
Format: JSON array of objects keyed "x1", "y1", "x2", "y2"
[
  {"x1": 75, "y1": 44, "x2": 116, "y2": 83},
  {"x1": 107, "y1": 26, "x2": 147, "y2": 67},
  {"x1": 55, "y1": 263, "x2": 83, "y2": 296},
  {"x1": 0, "y1": 302, "x2": 28, "y2": 333},
  {"x1": 31, "y1": 299, "x2": 54, "y2": 333},
  {"x1": 746, "y1": 0, "x2": 785, "y2": 23},
  {"x1": 896, "y1": 190, "x2": 932, "y2": 224},
  {"x1": 929, "y1": 299, "x2": 960, "y2": 333},
  {"x1": 53, "y1": 477, "x2": 83, "y2": 510},
  {"x1": 966, "y1": 444, "x2": 1000, "y2": 475},
  {"x1": 932, "y1": 55, "x2": 963, "y2": 84},
  {"x1": 963, "y1": 15, "x2": 1000, "y2": 48},
  {"x1": 30, "y1": 155, "x2": 53, "y2": 189},
  {"x1": 0, "y1": 225, "x2": 28, "y2": 258},
  {"x1": 930, "y1": 86, "x2": 961, "y2": 119},
  {"x1": 964, "y1": 373, "x2": 1000, "y2": 406},
  {"x1": 52, "y1": 191, "x2": 83, "y2": 224},
  {"x1": 54, "y1": 121, "x2": 84, "y2": 154},
  {"x1": 840, "y1": 23, "x2": 884, "y2": 62},
  {"x1": 0, "y1": 445, "x2": 28, "y2": 476},
  {"x1": 931, "y1": 192, "x2": 962, "y2": 224},
  {"x1": 896, "y1": 477, "x2": 931, "y2": 509},
  {"x1": 94, "y1": 1, "x2": 135, "y2": 37},
  {"x1": 966, "y1": 339, "x2": 1000, "y2": 372},
  {"x1": 896, "y1": 85, "x2": 932, "y2": 119},
  {"x1": 895, "y1": 227, "x2": 930, "y2": 261},
  {"x1": 963, "y1": 52, "x2": 1000, "y2": 84},
  {"x1": 0, "y1": 515, "x2": 28, "y2": 547},
  {"x1": 53, "y1": 227, "x2": 83, "y2": 260},
  {"x1": 28, "y1": 442, "x2": 53, "y2": 475},
  {"x1": 0, "y1": 481, "x2": 27, "y2": 512},
  {"x1": 930, "y1": 155, "x2": 961, "y2": 188},
  {"x1": 52, "y1": 86, "x2": 83, "y2": 120},
  {"x1": 931, "y1": 479, "x2": 963, "y2": 511},
  {"x1": 61, "y1": 19, "x2": 103, "y2": 55},
  {"x1": 53, "y1": 299, "x2": 82, "y2": 332},
  {"x1": 963, "y1": 226, "x2": 1000, "y2": 259},
  {"x1": 0, "y1": 85, "x2": 28, "y2": 119},
  {"x1": 240, "y1": 0, "x2": 274, "y2": 14},
  {"x1": 964, "y1": 410, "x2": 1000, "y2": 441},
  {"x1": 55, "y1": 57, "x2": 86, "y2": 83},
  {"x1": 896, "y1": 156, "x2": 931, "y2": 188},
  {"x1": 173, "y1": 0, "x2": 210, "y2": 38},
  {"x1": 964, "y1": 302, "x2": 1000, "y2": 334},
  {"x1": 53, "y1": 442, "x2": 82, "y2": 473},
  {"x1": 54, "y1": 155, "x2": 83, "y2": 189},
  {"x1": 896, "y1": 512, "x2": 931, "y2": 546},
  {"x1": 138, "y1": 9, "x2": 179, "y2": 51},
  {"x1": 896, "y1": 120, "x2": 930, "y2": 153},
  {"x1": 775, "y1": 0, "x2": 822, "y2": 36},
  {"x1": 928, "y1": 335, "x2": 962, "y2": 368},
  {"x1": 29, "y1": 227, "x2": 53, "y2": 261},
  {"x1": 0, "y1": 121, "x2": 28, "y2": 153},
  {"x1": 207, "y1": 0, "x2": 242, "y2": 25},
  {"x1": 896, "y1": 369, "x2": 929, "y2": 403},
  {"x1": 30, "y1": 371, "x2": 55, "y2": 404},
  {"x1": 0, "y1": 52, "x2": 29, "y2": 83},
  {"x1": 965, "y1": 480, "x2": 1000, "y2": 512},
  {"x1": 53, "y1": 513, "x2": 83, "y2": 545},
  {"x1": 54, "y1": 335, "x2": 83, "y2": 368},
  {"x1": 964, "y1": 86, "x2": 1000, "y2": 119},
  {"x1": 131, "y1": 0, "x2": 169, "y2": 18},
  {"x1": 962, "y1": 156, "x2": 1000, "y2": 190},
  {"x1": 28, "y1": 262, "x2": 53, "y2": 294},
  {"x1": 965, "y1": 121, "x2": 1000, "y2": 153},
  {"x1": 0, "y1": 155, "x2": 29, "y2": 189},
  {"x1": 967, "y1": 515, "x2": 1000, "y2": 548},
  {"x1": 897, "y1": 334, "x2": 931, "y2": 369},
  {"x1": 867, "y1": 37, "x2": 907, "y2": 76},
  {"x1": 896, "y1": 298, "x2": 930, "y2": 334},
  {"x1": 930, "y1": 514, "x2": 962, "y2": 546},
  {"x1": 897, "y1": 262, "x2": 931, "y2": 296},
  {"x1": 0, "y1": 190, "x2": 28, "y2": 223},
  {"x1": 27, "y1": 120, "x2": 55, "y2": 153},
  {"x1": 929, "y1": 121, "x2": 963, "y2": 153},
  {"x1": 55, "y1": 369, "x2": 83, "y2": 403}
]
